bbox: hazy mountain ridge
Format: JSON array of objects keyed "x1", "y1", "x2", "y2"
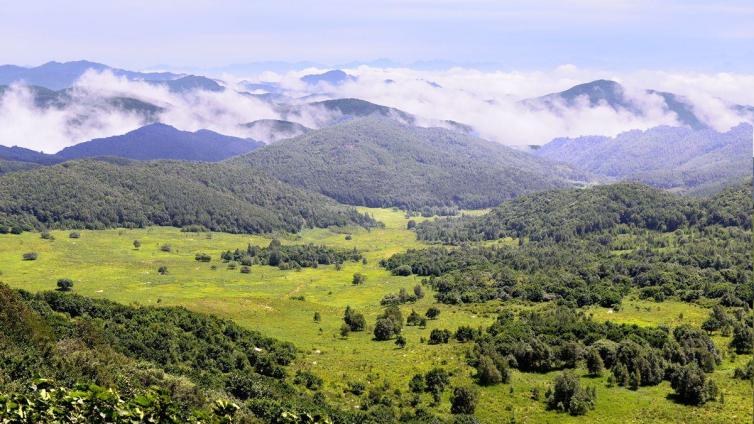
[
  {"x1": 522, "y1": 79, "x2": 750, "y2": 130},
  {"x1": 0, "y1": 60, "x2": 182, "y2": 90},
  {"x1": 535, "y1": 123, "x2": 752, "y2": 194},
  {"x1": 57, "y1": 123, "x2": 264, "y2": 162}
]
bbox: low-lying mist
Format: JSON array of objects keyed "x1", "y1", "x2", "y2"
[{"x1": 1, "y1": 66, "x2": 752, "y2": 153}]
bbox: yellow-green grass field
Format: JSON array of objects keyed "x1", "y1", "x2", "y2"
[{"x1": 0, "y1": 208, "x2": 750, "y2": 423}]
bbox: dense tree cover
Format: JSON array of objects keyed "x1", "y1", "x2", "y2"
[
  {"x1": 0, "y1": 159, "x2": 40, "y2": 176},
  {"x1": 4, "y1": 284, "x2": 459, "y2": 423},
  {"x1": 235, "y1": 117, "x2": 588, "y2": 210},
  {"x1": 384, "y1": 183, "x2": 752, "y2": 307},
  {"x1": 384, "y1": 226, "x2": 750, "y2": 307},
  {"x1": 0, "y1": 380, "x2": 241, "y2": 423},
  {"x1": 0, "y1": 284, "x2": 338, "y2": 423},
  {"x1": 0, "y1": 159, "x2": 377, "y2": 234},
  {"x1": 468, "y1": 307, "x2": 723, "y2": 392},
  {"x1": 415, "y1": 182, "x2": 751, "y2": 244},
  {"x1": 221, "y1": 241, "x2": 362, "y2": 270}
]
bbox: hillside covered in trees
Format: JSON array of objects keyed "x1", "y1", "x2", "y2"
[
  {"x1": 388, "y1": 182, "x2": 752, "y2": 307},
  {"x1": 413, "y1": 182, "x2": 751, "y2": 244},
  {"x1": 0, "y1": 283, "x2": 361, "y2": 422},
  {"x1": 0, "y1": 158, "x2": 376, "y2": 234},
  {"x1": 236, "y1": 117, "x2": 591, "y2": 210},
  {"x1": 533, "y1": 123, "x2": 752, "y2": 194}
]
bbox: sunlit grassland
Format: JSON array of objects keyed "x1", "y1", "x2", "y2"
[{"x1": 0, "y1": 207, "x2": 750, "y2": 423}]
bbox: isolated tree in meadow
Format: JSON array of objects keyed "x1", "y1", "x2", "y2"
[
  {"x1": 352, "y1": 273, "x2": 366, "y2": 285},
  {"x1": 69, "y1": 232, "x2": 80, "y2": 239},
  {"x1": 374, "y1": 317, "x2": 397, "y2": 341},
  {"x1": 56, "y1": 278, "x2": 73, "y2": 292},
  {"x1": 343, "y1": 306, "x2": 366, "y2": 331},
  {"x1": 450, "y1": 386, "x2": 478, "y2": 415},
  {"x1": 133, "y1": 240, "x2": 141, "y2": 249},
  {"x1": 395, "y1": 335, "x2": 407, "y2": 349},
  {"x1": 22, "y1": 252, "x2": 38, "y2": 261},
  {"x1": 413, "y1": 284, "x2": 425, "y2": 299},
  {"x1": 425, "y1": 307, "x2": 440, "y2": 319},
  {"x1": 158, "y1": 266, "x2": 168, "y2": 275},
  {"x1": 340, "y1": 323, "x2": 351, "y2": 338},
  {"x1": 407, "y1": 220, "x2": 416, "y2": 230},
  {"x1": 406, "y1": 309, "x2": 423, "y2": 326},
  {"x1": 160, "y1": 244, "x2": 172, "y2": 252},
  {"x1": 428, "y1": 328, "x2": 451, "y2": 344}
]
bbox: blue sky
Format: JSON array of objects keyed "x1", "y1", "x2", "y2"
[{"x1": 1, "y1": 0, "x2": 753, "y2": 71}]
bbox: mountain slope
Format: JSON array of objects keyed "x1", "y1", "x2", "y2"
[
  {"x1": 301, "y1": 70, "x2": 356, "y2": 86},
  {"x1": 0, "y1": 159, "x2": 375, "y2": 233},
  {"x1": 0, "y1": 85, "x2": 165, "y2": 122},
  {"x1": 234, "y1": 117, "x2": 589, "y2": 209},
  {"x1": 521, "y1": 80, "x2": 749, "y2": 130},
  {"x1": 534, "y1": 123, "x2": 752, "y2": 194},
  {"x1": 154, "y1": 75, "x2": 224, "y2": 93},
  {"x1": 243, "y1": 119, "x2": 311, "y2": 143},
  {"x1": 57, "y1": 123, "x2": 263, "y2": 161},
  {"x1": 0, "y1": 144, "x2": 63, "y2": 165},
  {"x1": 311, "y1": 98, "x2": 414, "y2": 123},
  {"x1": 0, "y1": 159, "x2": 40, "y2": 176},
  {"x1": 0, "y1": 60, "x2": 180, "y2": 90}
]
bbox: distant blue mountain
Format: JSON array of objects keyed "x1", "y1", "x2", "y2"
[
  {"x1": 0, "y1": 60, "x2": 181, "y2": 90},
  {"x1": 57, "y1": 123, "x2": 263, "y2": 162},
  {"x1": 535, "y1": 123, "x2": 752, "y2": 194},
  {"x1": 522, "y1": 79, "x2": 752, "y2": 130},
  {"x1": 153, "y1": 75, "x2": 224, "y2": 93},
  {"x1": 301, "y1": 70, "x2": 356, "y2": 86},
  {"x1": 0, "y1": 145, "x2": 63, "y2": 165}
]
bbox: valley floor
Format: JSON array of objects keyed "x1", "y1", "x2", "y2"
[{"x1": 0, "y1": 208, "x2": 750, "y2": 423}]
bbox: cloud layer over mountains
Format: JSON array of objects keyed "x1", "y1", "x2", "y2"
[{"x1": 1, "y1": 65, "x2": 752, "y2": 152}]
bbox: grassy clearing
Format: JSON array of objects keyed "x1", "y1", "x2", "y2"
[{"x1": 0, "y1": 208, "x2": 749, "y2": 423}]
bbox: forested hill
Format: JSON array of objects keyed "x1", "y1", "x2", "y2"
[
  {"x1": 234, "y1": 117, "x2": 591, "y2": 210},
  {"x1": 415, "y1": 182, "x2": 752, "y2": 244},
  {"x1": 0, "y1": 159, "x2": 376, "y2": 234},
  {"x1": 0, "y1": 283, "x2": 353, "y2": 422},
  {"x1": 533, "y1": 123, "x2": 752, "y2": 194}
]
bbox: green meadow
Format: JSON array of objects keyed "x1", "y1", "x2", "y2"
[{"x1": 0, "y1": 207, "x2": 750, "y2": 423}]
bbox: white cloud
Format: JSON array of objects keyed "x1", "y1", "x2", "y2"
[{"x1": 0, "y1": 66, "x2": 752, "y2": 152}]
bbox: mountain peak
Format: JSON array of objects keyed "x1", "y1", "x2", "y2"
[{"x1": 57, "y1": 124, "x2": 261, "y2": 162}]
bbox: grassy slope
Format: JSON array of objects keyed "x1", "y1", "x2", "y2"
[{"x1": 0, "y1": 208, "x2": 749, "y2": 423}]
